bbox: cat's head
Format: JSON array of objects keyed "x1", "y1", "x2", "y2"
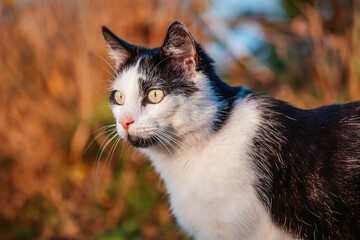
[{"x1": 102, "y1": 21, "x2": 227, "y2": 151}]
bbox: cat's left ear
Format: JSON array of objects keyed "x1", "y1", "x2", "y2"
[
  {"x1": 161, "y1": 21, "x2": 198, "y2": 72},
  {"x1": 102, "y1": 26, "x2": 134, "y2": 70}
]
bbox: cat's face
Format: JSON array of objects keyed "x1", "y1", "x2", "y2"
[{"x1": 103, "y1": 22, "x2": 219, "y2": 150}]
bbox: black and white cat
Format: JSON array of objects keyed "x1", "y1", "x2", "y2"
[{"x1": 102, "y1": 21, "x2": 360, "y2": 240}]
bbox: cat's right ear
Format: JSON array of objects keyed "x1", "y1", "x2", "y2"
[
  {"x1": 161, "y1": 21, "x2": 198, "y2": 73},
  {"x1": 102, "y1": 26, "x2": 133, "y2": 69}
]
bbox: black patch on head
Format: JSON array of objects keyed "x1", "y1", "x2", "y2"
[
  {"x1": 115, "y1": 47, "x2": 147, "y2": 74},
  {"x1": 137, "y1": 53, "x2": 198, "y2": 97},
  {"x1": 249, "y1": 94, "x2": 360, "y2": 239}
]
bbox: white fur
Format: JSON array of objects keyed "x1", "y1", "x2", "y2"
[{"x1": 110, "y1": 60, "x2": 295, "y2": 240}]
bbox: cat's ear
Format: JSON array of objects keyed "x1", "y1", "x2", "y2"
[
  {"x1": 102, "y1": 26, "x2": 134, "y2": 69},
  {"x1": 161, "y1": 21, "x2": 198, "y2": 72}
]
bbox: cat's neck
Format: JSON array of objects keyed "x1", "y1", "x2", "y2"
[{"x1": 144, "y1": 78, "x2": 251, "y2": 158}]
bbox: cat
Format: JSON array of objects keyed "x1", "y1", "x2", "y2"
[{"x1": 101, "y1": 21, "x2": 360, "y2": 240}]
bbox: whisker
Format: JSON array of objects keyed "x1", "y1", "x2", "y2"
[
  {"x1": 83, "y1": 124, "x2": 116, "y2": 154},
  {"x1": 119, "y1": 139, "x2": 126, "y2": 161},
  {"x1": 95, "y1": 129, "x2": 118, "y2": 186},
  {"x1": 148, "y1": 56, "x2": 172, "y2": 79},
  {"x1": 153, "y1": 128, "x2": 187, "y2": 149},
  {"x1": 89, "y1": 50, "x2": 118, "y2": 76},
  {"x1": 154, "y1": 134, "x2": 174, "y2": 158},
  {"x1": 94, "y1": 62, "x2": 116, "y2": 77},
  {"x1": 92, "y1": 124, "x2": 117, "y2": 133},
  {"x1": 98, "y1": 135, "x2": 121, "y2": 185},
  {"x1": 94, "y1": 128, "x2": 118, "y2": 168},
  {"x1": 109, "y1": 137, "x2": 122, "y2": 169},
  {"x1": 156, "y1": 130, "x2": 187, "y2": 152},
  {"x1": 143, "y1": 126, "x2": 186, "y2": 151}
]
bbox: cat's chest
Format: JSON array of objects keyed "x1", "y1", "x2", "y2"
[
  {"x1": 165, "y1": 138, "x2": 252, "y2": 207},
  {"x1": 148, "y1": 125, "x2": 267, "y2": 237},
  {"x1": 150, "y1": 138, "x2": 290, "y2": 240}
]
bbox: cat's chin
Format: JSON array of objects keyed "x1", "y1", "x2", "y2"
[{"x1": 127, "y1": 134, "x2": 159, "y2": 148}]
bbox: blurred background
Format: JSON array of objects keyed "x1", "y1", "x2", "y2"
[{"x1": 0, "y1": 0, "x2": 359, "y2": 239}]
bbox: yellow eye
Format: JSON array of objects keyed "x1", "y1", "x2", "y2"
[
  {"x1": 147, "y1": 89, "x2": 165, "y2": 104},
  {"x1": 114, "y1": 91, "x2": 125, "y2": 105}
]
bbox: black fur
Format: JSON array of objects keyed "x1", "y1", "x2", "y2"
[
  {"x1": 137, "y1": 53, "x2": 199, "y2": 97},
  {"x1": 249, "y1": 94, "x2": 360, "y2": 239}
]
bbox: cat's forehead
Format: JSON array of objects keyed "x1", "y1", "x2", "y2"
[
  {"x1": 111, "y1": 60, "x2": 143, "y2": 91},
  {"x1": 110, "y1": 47, "x2": 159, "y2": 84},
  {"x1": 110, "y1": 56, "x2": 161, "y2": 95}
]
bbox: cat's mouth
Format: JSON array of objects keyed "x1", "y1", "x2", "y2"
[{"x1": 127, "y1": 134, "x2": 159, "y2": 148}]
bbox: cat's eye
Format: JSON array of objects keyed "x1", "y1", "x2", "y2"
[
  {"x1": 147, "y1": 89, "x2": 165, "y2": 104},
  {"x1": 114, "y1": 90, "x2": 125, "y2": 105}
]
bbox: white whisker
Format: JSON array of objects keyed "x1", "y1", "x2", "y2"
[
  {"x1": 84, "y1": 124, "x2": 116, "y2": 154},
  {"x1": 154, "y1": 134, "x2": 174, "y2": 158},
  {"x1": 156, "y1": 130, "x2": 187, "y2": 153},
  {"x1": 95, "y1": 129, "x2": 119, "y2": 186},
  {"x1": 99, "y1": 135, "x2": 121, "y2": 185},
  {"x1": 89, "y1": 50, "x2": 118, "y2": 77},
  {"x1": 148, "y1": 56, "x2": 172, "y2": 79}
]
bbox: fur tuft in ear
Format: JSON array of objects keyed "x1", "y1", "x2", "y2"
[
  {"x1": 102, "y1": 26, "x2": 134, "y2": 69},
  {"x1": 161, "y1": 21, "x2": 198, "y2": 72}
]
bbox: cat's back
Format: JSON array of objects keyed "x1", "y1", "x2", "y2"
[{"x1": 245, "y1": 94, "x2": 360, "y2": 239}]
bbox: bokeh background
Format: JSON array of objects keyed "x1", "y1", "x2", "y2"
[{"x1": 0, "y1": 0, "x2": 359, "y2": 239}]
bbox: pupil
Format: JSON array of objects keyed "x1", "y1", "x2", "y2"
[{"x1": 154, "y1": 91, "x2": 157, "y2": 97}]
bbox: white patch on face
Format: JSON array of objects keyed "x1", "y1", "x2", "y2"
[{"x1": 110, "y1": 60, "x2": 143, "y2": 140}]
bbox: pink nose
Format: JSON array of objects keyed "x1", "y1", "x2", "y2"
[{"x1": 118, "y1": 116, "x2": 134, "y2": 131}]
